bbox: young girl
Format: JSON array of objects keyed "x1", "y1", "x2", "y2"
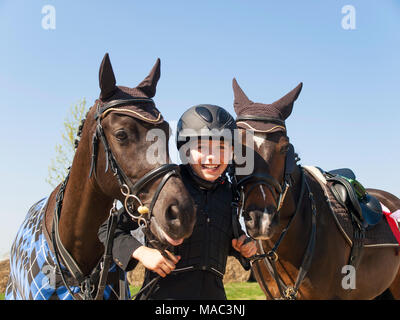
[{"x1": 99, "y1": 104, "x2": 256, "y2": 300}]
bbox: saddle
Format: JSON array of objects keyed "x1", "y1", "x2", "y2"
[
  {"x1": 304, "y1": 166, "x2": 399, "y2": 270},
  {"x1": 325, "y1": 168, "x2": 382, "y2": 228}
]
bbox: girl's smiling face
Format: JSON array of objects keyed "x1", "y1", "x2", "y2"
[{"x1": 188, "y1": 138, "x2": 233, "y2": 182}]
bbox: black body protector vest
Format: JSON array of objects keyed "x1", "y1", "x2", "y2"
[{"x1": 173, "y1": 165, "x2": 235, "y2": 278}]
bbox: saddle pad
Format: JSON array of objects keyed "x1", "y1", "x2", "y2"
[
  {"x1": 5, "y1": 198, "x2": 124, "y2": 300},
  {"x1": 303, "y1": 166, "x2": 399, "y2": 248}
]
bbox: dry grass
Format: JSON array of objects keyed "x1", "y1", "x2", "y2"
[{"x1": 0, "y1": 260, "x2": 10, "y2": 294}]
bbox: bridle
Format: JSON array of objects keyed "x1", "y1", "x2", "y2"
[
  {"x1": 51, "y1": 97, "x2": 180, "y2": 300},
  {"x1": 237, "y1": 173, "x2": 289, "y2": 216},
  {"x1": 234, "y1": 115, "x2": 317, "y2": 300},
  {"x1": 235, "y1": 115, "x2": 293, "y2": 219},
  {"x1": 90, "y1": 98, "x2": 180, "y2": 227}
]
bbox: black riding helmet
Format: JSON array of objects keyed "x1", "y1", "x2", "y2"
[
  {"x1": 176, "y1": 104, "x2": 237, "y2": 150},
  {"x1": 176, "y1": 104, "x2": 237, "y2": 188}
]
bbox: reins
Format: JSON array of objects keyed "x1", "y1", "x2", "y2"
[{"x1": 51, "y1": 98, "x2": 180, "y2": 300}]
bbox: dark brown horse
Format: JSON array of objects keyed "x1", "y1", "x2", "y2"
[
  {"x1": 6, "y1": 54, "x2": 196, "y2": 300},
  {"x1": 232, "y1": 78, "x2": 400, "y2": 299}
]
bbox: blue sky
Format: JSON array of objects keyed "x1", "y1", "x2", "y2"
[{"x1": 0, "y1": 1, "x2": 399, "y2": 257}]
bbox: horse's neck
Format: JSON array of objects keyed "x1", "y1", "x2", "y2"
[
  {"x1": 58, "y1": 172, "x2": 112, "y2": 274},
  {"x1": 48, "y1": 133, "x2": 113, "y2": 275},
  {"x1": 266, "y1": 165, "x2": 312, "y2": 264}
]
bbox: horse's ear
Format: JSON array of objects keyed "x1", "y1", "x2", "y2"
[
  {"x1": 136, "y1": 58, "x2": 161, "y2": 98},
  {"x1": 232, "y1": 78, "x2": 252, "y2": 115},
  {"x1": 99, "y1": 53, "x2": 117, "y2": 100},
  {"x1": 271, "y1": 82, "x2": 303, "y2": 120}
]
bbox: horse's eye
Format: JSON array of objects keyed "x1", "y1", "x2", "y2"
[
  {"x1": 280, "y1": 144, "x2": 290, "y2": 154},
  {"x1": 242, "y1": 210, "x2": 251, "y2": 221},
  {"x1": 115, "y1": 130, "x2": 128, "y2": 141}
]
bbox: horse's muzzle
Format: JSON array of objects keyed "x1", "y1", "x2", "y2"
[{"x1": 244, "y1": 207, "x2": 279, "y2": 240}]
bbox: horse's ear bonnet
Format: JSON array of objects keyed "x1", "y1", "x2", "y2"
[
  {"x1": 97, "y1": 54, "x2": 163, "y2": 124},
  {"x1": 233, "y1": 78, "x2": 302, "y2": 133},
  {"x1": 136, "y1": 58, "x2": 161, "y2": 99},
  {"x1": 270, "y1": 83, "x2": 303, "y2": 121}
]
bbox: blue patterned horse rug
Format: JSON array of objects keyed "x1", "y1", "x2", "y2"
[{"x1": 5, "y1": 198, "x2": 127, "y2": 300}]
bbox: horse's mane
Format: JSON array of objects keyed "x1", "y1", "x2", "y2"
[{"x1": 74, "y1": 111, "x2": 90, "y2": 150}]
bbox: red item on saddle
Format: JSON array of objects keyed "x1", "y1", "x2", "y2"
[{"x1": 381, "y1": 205, "x2": 400, "y2": 245}]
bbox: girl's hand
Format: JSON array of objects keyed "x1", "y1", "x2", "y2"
[
  {"x1": 132, "y1": 246, "x2": 180, "y2": 277},
  {"x1": 232, "y1": 234, "x2": 257, "y2": 258}
]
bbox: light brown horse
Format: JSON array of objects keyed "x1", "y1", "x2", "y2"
[
  {"x1": 232, "y1": 78, "x2": 400, "y2": 299},
  {"x1": 6, "y1": 54, "x2": 196, "y2": 300}
]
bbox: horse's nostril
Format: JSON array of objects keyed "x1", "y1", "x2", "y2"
[{"x1": 166, "y1": 204, "x2": 181, "y2": 225}]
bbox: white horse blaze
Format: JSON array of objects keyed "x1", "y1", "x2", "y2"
[{"x1": 253, "y1": 134, "x2": 265, "y2": 149}]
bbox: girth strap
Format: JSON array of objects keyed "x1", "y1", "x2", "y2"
[{"x1": 347, "y1": 218, "x2": 365, "y2": 269}]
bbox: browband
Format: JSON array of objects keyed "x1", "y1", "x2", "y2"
[
  {"x1": 94, "y1": 98, "x2": 155, "y2": 120},
  {"x1": 236, "y1": 115, "x2": 285, "y2": 126}
]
